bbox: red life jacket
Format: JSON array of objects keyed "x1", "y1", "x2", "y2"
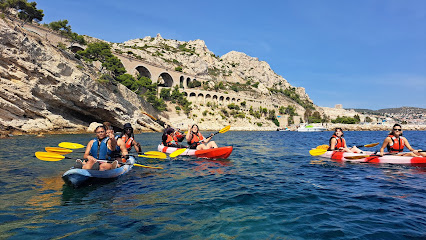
[
  {"x1": 121, "y1": 136, "x2": 134, "y2": 151},
  {"x1": 387, "y1": 135, "x2": 405, "y2": 153},
  {"x1": 189, "y1": 132, "x2": 204, "y2": 146},
  {"x1": 329, "y1": 134, "x2": 346, "y2": 150}
]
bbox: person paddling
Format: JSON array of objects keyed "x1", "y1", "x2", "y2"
[
  {"x1": 379, "y1": 124, "x2": 422, "y2": 157},
  {"x1": 162, "y1": 127, "x2": 187, "y2": 148},
  {"x1": 328, "y1": 128, "x2": 362, "y2": 153},
  {"x1": 119, "y1": 123, "x2": 142, "y2": 154},
  {"x1": 186, "y1": 124, "x2": 218, "y2": 150},
  {"x1": 77, "y1": 125, "x2": 119, "y2": 170}
]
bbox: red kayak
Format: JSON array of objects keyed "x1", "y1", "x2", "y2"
[{"x1": 158, "y1": 144, "x2": 233, "y2": 159}]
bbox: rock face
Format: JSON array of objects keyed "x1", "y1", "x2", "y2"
[
  {"x1": 114, "y1": 36, "x2": 312, "y2": 103},
  {"x1": 0, "y1": 18, "x2": 163, "y2": 135}
]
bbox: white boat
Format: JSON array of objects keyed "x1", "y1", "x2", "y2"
[{"x1": 297, "y1": 125, "x2": 327, "y2": 132}]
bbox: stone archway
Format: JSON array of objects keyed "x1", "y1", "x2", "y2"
[
  {"x1": 197, "y1": 93, "x2": 204, "y2": 103},
  {"x1": 186, "y1": 77, "x2": 191, "y2": 88},
  {"x1": 219, "y1": 96, "x2": 224, "y2": 104},
  {"x1": 158, "y1": 72, "x2": 173, "y2": 87},
  {"x1": 205, "y1": 94, "x2": 212, "y2": 104},
  {"x1": 136, "y1": 66, "x2": 152, "y2": 79},
  {"x1": 189, "y1": 92, "x2": 196, "y2": 102},
  {"x1": 180, "y1": 76, "x2": 185, "y2": 88},
  {"x1": 213, "y1": 95, "x2": 218, "y2": 103}
]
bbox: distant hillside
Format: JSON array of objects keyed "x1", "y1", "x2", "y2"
[
  {"x1": 351, "y1": 107, "x2": 426, "y2": 115},
  {"x1": 350, "y1": 107, "x2": 426, "y2": 124},
  {"x1": 376, "y1": 107, "x2": 426, "y2": 115}
]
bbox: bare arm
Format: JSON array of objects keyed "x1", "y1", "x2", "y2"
[
  {"x1": 379, "y1": 137, "x2": 391, "y2": 156},
  {"x1": 329, "y1": 138, "x2": 337, "y2": 150},
  {"x1": 83, "y1": 140, "x2": 96, "y2": 161}
]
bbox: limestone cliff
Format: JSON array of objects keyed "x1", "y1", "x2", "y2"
[{"x1": 0, "y1": 17, "x2": 163, "y2": 136}]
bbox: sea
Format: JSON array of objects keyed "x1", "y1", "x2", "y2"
[{"x1": 0, "y1": 130, "x2": 425, "y2": 240}]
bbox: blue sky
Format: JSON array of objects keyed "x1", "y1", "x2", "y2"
[{"x1": 36, "y1": 0, "x2": 426, "y2": 110}]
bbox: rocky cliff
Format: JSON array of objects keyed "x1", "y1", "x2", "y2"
[{"x1": 0, "y1": 17, "x2": 163, "y2": 137}]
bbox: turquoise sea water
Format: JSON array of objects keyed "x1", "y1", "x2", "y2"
[{"x1": 0, "y1": 131, "x2": 425, "y2": 239}]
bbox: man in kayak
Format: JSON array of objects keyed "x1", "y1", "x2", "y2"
[
  {"x1": 78, "y1": 125, "x2": 119, "y2": 170},
  {"x1": 379, "y1": 124, "x2": 422, "y2": 157},
  {"x1": 328, "y1": 128, "x2": 363, "y2": 153},
  {"x1": 186, "y1": 124, "x2": 218, "y2": 150}
]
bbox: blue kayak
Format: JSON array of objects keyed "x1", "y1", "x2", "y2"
[{"x1": 62, "y1": 156, "x2": 135, "y2": 187}]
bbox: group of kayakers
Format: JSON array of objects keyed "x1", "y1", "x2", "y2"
[
  {"x1": 75, "y1": 122, "x2": 142, "y2": 171},
  {"x1": 162, "y1": 124, "x2": 218, "y2": 150},
  {"x1": 76, "y1": 122, "x2": 219, "y2": 171},
  {"x1": 328, "y1": 124, "x2": 425, "y2": 157}
]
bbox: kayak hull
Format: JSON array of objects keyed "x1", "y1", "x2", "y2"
[
  {"x1": 158, "y1": 144, "x2": 233, "y2": 159},
  {"x1": 318, "y1": 151, "x2": 426, "y2": 166},
  {"x1": 62, "y1": 156, "x2": 135, "y2": 187}
]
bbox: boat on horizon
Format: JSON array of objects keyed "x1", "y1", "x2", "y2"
[{"x1": 296, "y1": 124, "x2": 327, "y2": 132}]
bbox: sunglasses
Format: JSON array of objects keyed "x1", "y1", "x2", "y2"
[{"x1": 393, "y1": 129, "x2": 402, "y2": 132}]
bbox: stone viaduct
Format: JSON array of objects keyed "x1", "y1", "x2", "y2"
[{"x1": 20, "y1": 22, "x2": 275, "y2": 111}]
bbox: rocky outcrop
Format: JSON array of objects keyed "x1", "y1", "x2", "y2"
[{"x1": 0, "y1": 17, "x2": 163, "y2": 135}]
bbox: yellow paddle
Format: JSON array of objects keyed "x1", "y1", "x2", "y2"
[
  {"x1": 138, "y1": 154, "x2": 167, "y2": 159},
  {"x1": 356, "y1": 142, "x2": 379, "y2": 148},
  {"x1": 309, "y1": 148, "x2": 328, "y2": 156},
  {"x1": 197, "y1": 125, "x2": 231, "y2": 143},
  {"x1": 144, "y1": 151, "x2": 167, "y2": 158},
  {"x1": 169, "y1": 148, "x2": 188, "y2": 158},
  {"x1": 316, "y1": 145, "x2": 329, "y2": 150},
  {"x1": 58, "y1": 142, "x2": 85, "y2": 149},
  {"x1": 35, "y1": 152, "x2": 163, "y2": 169},
  {"x1": 45, "y1": 147, "x2": 74, "y2": 155}
]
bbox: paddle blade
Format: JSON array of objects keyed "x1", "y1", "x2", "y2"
[
  {"x1": 169, "y1": 148, "x2": 187, "y2": 158},
  {"x1": 59, "y1": 142, "x2": 85, "y2": 149},
  {"x1": 144, "y1": 151, "x2": 167, "y2": 158},
  {"x1": 138, "y1": 155, "x2": 167, "y2": 159},
  {"x1": 219, "y1": 125, "x2": 231, "y2": 134},
  {"x1": 133, "y1": 163, "x2": 163, "y2": 169},
  {"x1": 316, "y1": 145, "x2": 329, "y2": 150},
  {"x1": 364, "y1": 142, "x2": 379, "y2": 148},
  {"x1": 45, "y1": 147, "x2": 72, "y2": 155},
  {"x1": 309, "y1": 148, "x2": 328, "y2": 156},
  {"x1": 35, "y1": 152, "x2": 65, "y2": 161}
]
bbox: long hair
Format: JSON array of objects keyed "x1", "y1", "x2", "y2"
[
  {"x1": 191, "y1": 124, "x2": 199, "y2": 134},
  {"x1": 334, "y1": 127, "x2": 344, "y2": 137}
]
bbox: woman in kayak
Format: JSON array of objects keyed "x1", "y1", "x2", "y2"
[
  {"x1": 80, "y1": 125, "x2": 119, "y2": 170},
  {"x1": 329, "y1": 128, "x2": 363, "y2": 153},
  {"x1": 118, "y1": 123, "x2": 142, "y2": 154},
  {"x1": 379, "y1": 124, "x2": 422, "y2": 156},
  {"x1": 186, "y1": 124, "x2": 218, "y2": 150}
]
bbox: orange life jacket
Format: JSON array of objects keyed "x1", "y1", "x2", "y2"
[
  {"x1": 387, "y1": 135, "x2": 405, "y2": 153},
  {"x1": 121, "y1": 136, "x2": 134, "y2": 151},
  {"x1": 165, "y1": 135, "x2": 178, "y2": 146},
  {"x1": 189, "y1": 132, "x2": 204, "y2": 147},
  {"x1": 329, "y1": 134, "x2": 346, "y2": 150}
]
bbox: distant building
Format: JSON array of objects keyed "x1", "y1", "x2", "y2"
[{"x1": 335, "y1": 104, "x2": 342, "y2": 109}]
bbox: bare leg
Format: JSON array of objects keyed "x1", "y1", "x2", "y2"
[
  {"x1": 207, "y1": 141, "x2": 218, "y2": 149},
  {"x1": 83, "y1": 159, "x2": 96, "y2": 170}
]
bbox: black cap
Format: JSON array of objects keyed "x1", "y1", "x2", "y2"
[
  {"x1": 123, "y1": 123, "x2": 132, "y2": 129},
  {"x1": 165, "y1": 127, "x2": 174, "y2": 134}
]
